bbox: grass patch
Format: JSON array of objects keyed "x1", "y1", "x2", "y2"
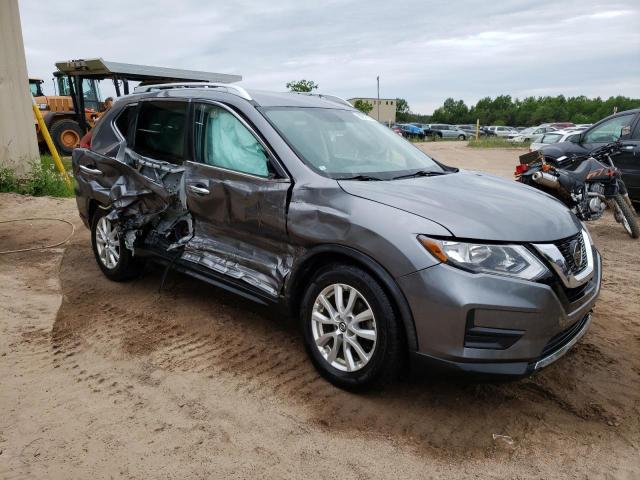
[
  {"x1": 0, "y1": 155, "x2": 74, "y2": 197},
  {"x1": 467, "y1": 137, "x2": 529, "y2": 149}
]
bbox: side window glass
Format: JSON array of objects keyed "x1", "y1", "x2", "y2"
[
  {"x1": 194, "y1": 104, "x2": 271, "y2": 177},
  {"x1": 584, "y1": 114, "x2": 634, "y2": 143},
  {"x1": 631, "y1": 118, "x2": 640, "y2": 140},
  {"x1": 114, "y1": 105, "x2": 134, "y2": 141},
  {"x1": 134, "y1": 101, "x2": 187, "y2": 164}
]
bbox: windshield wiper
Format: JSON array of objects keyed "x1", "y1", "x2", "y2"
[
  {"x1": 336, "y1": 174, "x2": 384, "y2": 181},
  {"x1": 391, "y1": 170, "x2": 448, "y2": 180}
]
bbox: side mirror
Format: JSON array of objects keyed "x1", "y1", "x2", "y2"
[{"x1": 570, "y1": 133, "x2": 582, "y2": 144}]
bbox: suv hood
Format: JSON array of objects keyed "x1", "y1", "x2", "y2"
[{"x1": 338, "y1": 171, "x2": 581, "y2": 242}]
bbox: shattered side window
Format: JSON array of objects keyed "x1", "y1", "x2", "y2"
[
  {"x1": 194, "y1": 104, "x2": 270, "y2": 177},
  {"x1": 134, "y1": 101, "x2": 187, "y2": 164}
]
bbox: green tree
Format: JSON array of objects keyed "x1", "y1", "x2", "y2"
[
  {"x1": 286, "y1": 79, "x2": 319, "y2": 92},
  {"x1": 395, "y1": 98, "x2": 410, "y2": 114},
  {"x1": 431, "y1": 98, "x2": 469, "y2": 124},
  {"x1": 395, "y1": 98, "x2": 410, "y2": 121},
  {"x1": 429, "y1": 94, "x2": 640, "y2": 126},
  {"x1": 353, "y1": 99, "x2": 373, "y2": 115}
]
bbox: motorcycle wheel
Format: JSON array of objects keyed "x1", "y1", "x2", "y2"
[{"x1": 613, "y1": 195, "x2": 640, "y2": 239}]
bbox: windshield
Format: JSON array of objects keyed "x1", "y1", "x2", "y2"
[
  {"x1": 263, "y1": 107, "x2": 444, "y2": 179},
  {"x1": 520, "y1": 127, "x2": 535, "y2": 134}
]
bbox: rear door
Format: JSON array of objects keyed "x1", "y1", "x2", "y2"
[
  {"x1": 615, "y1": 115, "x2": 640, "y2": 202},
  {"x1": 184, "y1": 102, "x2": 293, "y2": 298}
]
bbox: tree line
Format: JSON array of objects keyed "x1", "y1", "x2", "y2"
[
  {"x1": 428, "y1": 95, "x2": 640, "y2": 126},
  {"x1": 285, "y1": 80, "x2": 640, "y2": 127}
]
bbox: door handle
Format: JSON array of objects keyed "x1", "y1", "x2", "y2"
[
  {"x1": 188, "y1": 185, "x2": 210, "y2": 195},
  {"x1": 79, "y1": 165, "x2": 103, "y2": 175}
]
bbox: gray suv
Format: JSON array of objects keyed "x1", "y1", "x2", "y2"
[{"x1": 72, "y1": 84, "x2": 601, "y2": 389}]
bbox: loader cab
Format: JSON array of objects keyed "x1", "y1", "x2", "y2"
[
  {"x1": 29, "y1": 78, "x2": 45, "y2": 97},
  {"x1": 55, "y1": 74, "x2": 103, "y2": 112}
]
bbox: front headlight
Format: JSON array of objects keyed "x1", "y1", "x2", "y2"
[{"x1": 418, "y1": 236, "x2": 549, "y2": 281}]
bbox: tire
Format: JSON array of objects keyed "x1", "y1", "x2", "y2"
[
  {"x1": 613, "y1": 195, "x2": 640, "y2": 238},
  {"x1": 458, "y1": 134, "x2": 465, "y2": 140},
  {"x1": 50, "y1": 119, "x2": 83, "y2": 156},
  {"x1": 300, "y1": 264, "x2": 403, "y2": 390},
  {"x1": 91, "y1": 208, "x2": 144, "y2": 280}
]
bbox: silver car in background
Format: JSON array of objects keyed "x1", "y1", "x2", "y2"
[
  {"x1": 428, "y1": 124, "x2": 470, "y2": 140},
  {"x1": 530, "y1": 129, "x2": 583, "y2": 151}
]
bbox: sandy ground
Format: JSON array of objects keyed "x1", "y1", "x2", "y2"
[{"x1": 1, "y1": 142, "x2": 639, "y2": 479}]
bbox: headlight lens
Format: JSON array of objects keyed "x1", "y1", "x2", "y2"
[{"x1": 418, "y1": 236, "x2": 549, "y2": 280}]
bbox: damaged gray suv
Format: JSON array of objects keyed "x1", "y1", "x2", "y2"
[{"x1": 73, "y1": 83, "x2": 601, "y2": 389}]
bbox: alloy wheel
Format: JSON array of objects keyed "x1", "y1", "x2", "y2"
[
  {"x1": 95, "y1": 216, "x2": 120, "y2": 269},
  {"x1": 311, "y1": 283, "x2": 377, "y2": 372}
]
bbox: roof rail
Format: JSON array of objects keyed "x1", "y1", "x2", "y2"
[
  {"x1": 133, "y1": 82, "x2": 252, "y2": 101},
  {"x1": 290, "y1": 92, "x2": 353, "y2": 108}
]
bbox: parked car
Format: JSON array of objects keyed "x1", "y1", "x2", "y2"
[
  {"x1": 529, "y1": 130, "x2": 583, "y2": 151},
  {"x1": 410, "y1": 123, "x2": 434, "y2": 136},
  {"x1": 546, "y1": 122, "x2": 575, "y2": 129},
  {"x1": 390, "y1": 124, "x2": 403, "y2": 136},
  {"x1": 480, "y1": 126, "x2": 497, "y2": 136},
  {"x1": 72, "y1": 85, "x2": 601, "y2": 389},
  {"x1": 487, "y1": 126, "x2": 518, "y2": 137},
  {"x1": 428, "y1": 124, "x2": 469, "y2": 140},
  {"x1": 540, "y1": 108, "x2": 640, "y2": 206},
  {"x1": 397, "y1": 123, "x2": 425, "y2": 139},
  {"x1": 509, "y1": 126, "x2": 557, "y2": 143},
  {"x1": 456, "y1": 124, "x2": 479, "y2": 137}
]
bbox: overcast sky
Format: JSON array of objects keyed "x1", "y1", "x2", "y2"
[{"x1": 20, "y1": 0, "x2": 640, "y2": 114}]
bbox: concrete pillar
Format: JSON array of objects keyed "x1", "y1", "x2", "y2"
[{"x1": 0, "y1": 0, "x2": 40, "y2": 175}]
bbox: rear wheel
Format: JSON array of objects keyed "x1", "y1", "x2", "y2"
[
  {"x1": 458, "y1": 134, "x2": 465, "y2": 140},
  {"x1": 613, "y1": 195, "x2": 639, "y2": 238},
  {"x1": 300, "y1": 264, "x2": 403, "y2": 390},
  {"x1": 91, "y1": 208, "x2": 143, "y2": 280},
  {"x1": 50, "y1": 119, "x2": 83, "y2": 155}
]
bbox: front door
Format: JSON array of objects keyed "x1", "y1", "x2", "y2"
[
  {"x1": 615, "y1": 119, "x2": 640, "y2": 202},
  {"x1": 581, "y1": 113, "x2": 640, "y2": 202},
  {"x1": 184, "y1": 102, "x2": 292, "y2": 298}
]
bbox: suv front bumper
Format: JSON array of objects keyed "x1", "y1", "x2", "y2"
[{"x1": 398, "y1": 248, "x2": 601, "y2": 376}]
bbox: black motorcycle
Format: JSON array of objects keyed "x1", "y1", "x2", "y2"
[{"x1": 515, "y1": 142, "x2": 639, "y2": 238}]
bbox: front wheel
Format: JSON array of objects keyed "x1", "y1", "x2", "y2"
[
  {"x1": 612, "y1": 195, "x2": 640, "y2": 238},
  {"x1": 50, "y1": 119, "x2": 83, "y2": 155},
  {"x1": 458, "y1": 134, "x2": 465, "y2": 140},
  {"x1": 300, "y1": 264, "x2": 403, "y2": 390}
]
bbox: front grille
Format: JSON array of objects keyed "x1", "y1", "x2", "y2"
[
  {"x1": 540, "y1": 314, "x2": 589, "y2": 358},
  {"x1": 554, "y1": 233, "x2": 588, "y2": 275}
]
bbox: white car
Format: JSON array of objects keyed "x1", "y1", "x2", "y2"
[
  {"x1": 487, "y1": 126, "x2": 519, "y2": 137},
  {"x1": 509, "y1": 126, "x2": 557, "y2": 142},
  {"x1": 529, "y1": 130, "x2": 583, "y2": 151}
]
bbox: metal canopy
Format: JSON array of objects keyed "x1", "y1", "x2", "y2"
[{"x1": 54, "y1": 58, "x2": 242, "y2": 84}]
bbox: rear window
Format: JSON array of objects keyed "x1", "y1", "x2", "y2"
[
  {"x1": 542, "y1": 134, "x2": 562, "y2": 143},
  {"x1": 134, "y1": 101, "x2": 187, "y2": 163}
]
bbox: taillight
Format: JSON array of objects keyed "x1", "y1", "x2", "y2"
[
  {"x1": 515, "y1": 164, "x2": 528, "y2": 175},
  {"x1": 80, "y1": 131, "x2": 92, "y2": 149}
]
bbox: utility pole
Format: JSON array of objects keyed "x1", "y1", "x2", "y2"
[
  {"x1": 376, "y1": 76, "x2": 380, "y2": 121},
  {"x1": 0, "y1": 0, "x2": 39, "y2": 175}
]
